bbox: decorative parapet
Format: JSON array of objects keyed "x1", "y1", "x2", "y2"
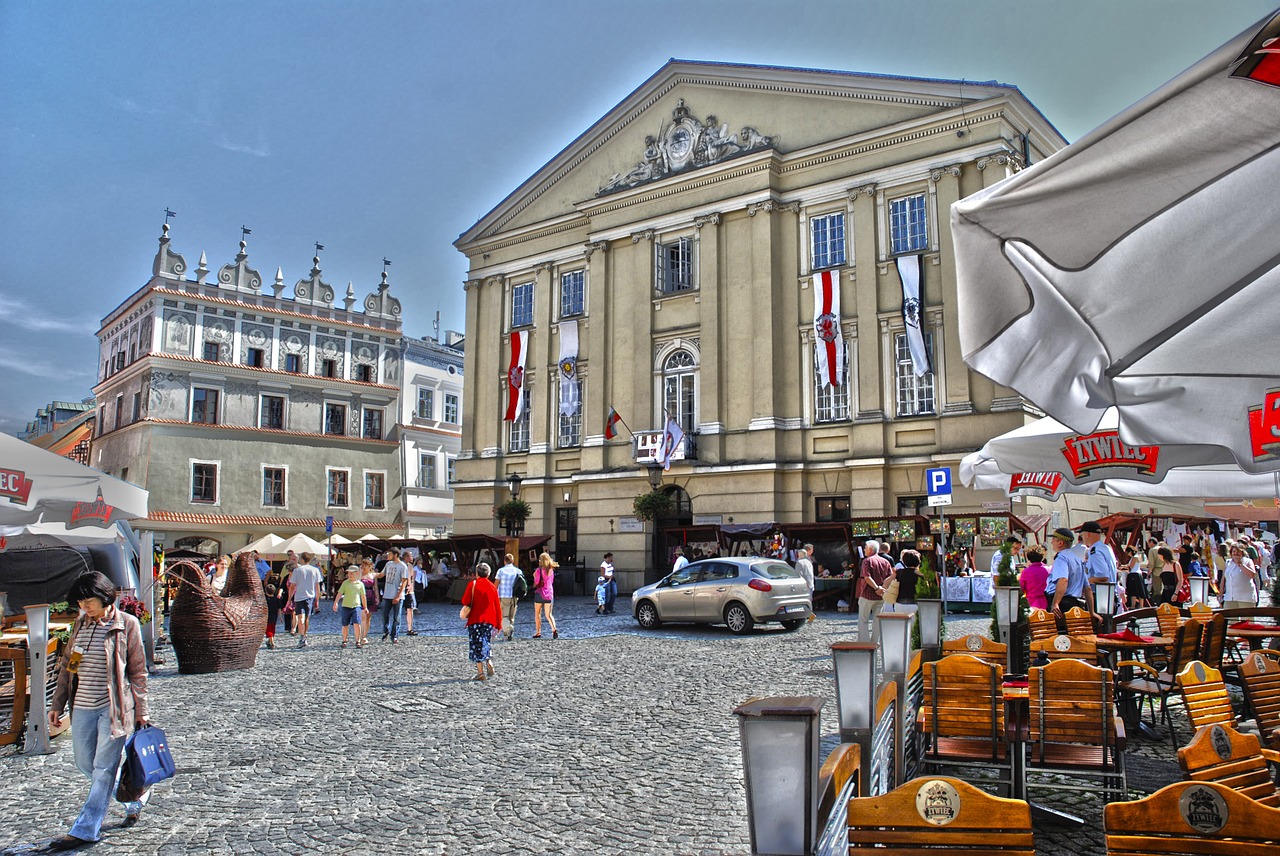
[
  {"x1": 219, "y1": 238, "x2": 263, "y2": 294},
  {"x1": 294, "y1": 254, "x2": 335, "y2": 307},
  {"x1": 152, "y1": 223, "x2": 187, "y2": 280},
  {"x1": 363, "y1": 271, "x2": 402, "y2": 321}
]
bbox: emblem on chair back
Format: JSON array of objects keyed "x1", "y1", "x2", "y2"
[
  {"x1": 1179, "y1": 784, "x2": 1229, "y2": 833},
  {"x1": 1210, "y1": 725, "x2": 1232, "y2": 760},
  {"x1": 966, "y1": 635, "x2": 983, "y2": 651},
  {"x1": 1053, "y1": 634, "x2": 1072, "y2": 652},
  {"x1": 1254, "y1": 653, "x2": 1270, "y2": 673},
  {"x1": 915, "y1": 780, "x2": 961, "y2": 826}
]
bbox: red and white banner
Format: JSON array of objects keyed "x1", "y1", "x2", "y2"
[
  {"x1": 812, "y1": 270, "x2": 844, "y2": 389},
  {"x1": 504, "y1": 330, "x2": 529, "y2": 422}
]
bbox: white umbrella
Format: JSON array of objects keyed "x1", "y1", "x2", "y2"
[
  {"x1": 326, "y1": 534, "x2": 354, "y2": 546},
  {"x1": 0, "y1": 520, "x2": 132, "y2": 549},
  {"x1": 356, "y1": 533, "x2": 382, "y2": 542},
  {"x1": 951, "y1": 10, "x2": 1280, "y2": 473},
  {"x1": 238, "y1": 533, "x2": 285, "y2": 554},
  {"x1": 265, "y1": 533, "x2": 329, "y2": 558},
  {"x1": 0, "y1": 432, "x2": 149, "y2": 527}
]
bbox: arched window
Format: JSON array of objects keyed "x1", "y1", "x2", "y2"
[{"x1": 662, "y1": 349, "x2": 697, "y2": 434}]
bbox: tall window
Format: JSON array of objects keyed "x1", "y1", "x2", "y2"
[
  {"x1": 656, "y1": 237, "x2": 694, "y2": 294},
  {"x1": 247, "y1": 347, "x2": 265, "y2": 368},
  {"x1": 131, "y1": 392, "x2": 142, "y2": 423},
  {"x1": 263, "y1": 467, "x2": 286, "y2": 507},
  {"x1": 895, "y1": 332, "x2": 936, "y2": 417},
  {"x1": 260, "y1": 395, "x2": 285, "y2": 430},
  {"x1": 362, "y1": 408, "x2": 383, "y2": 440},
  {"x1": 203, "y1": 341, "x2": 220, "y2": 361},
  {"x1": 191, "y1": 388, "x2": 220, "y2": 424},
  {"x1": 115, "y1": 395, "x2": 123, "y2": 428},
  {"x1": 285, "y1": 353, "x2": 302, "y2": 373},
  {"x1": 560, "y1": 270, "x2": 584, "y2": 317},
  {"x1": 446, "y1": 458, "x2": 455, "y2": 487},
  {"x1": 191, "y1": 462, "x2": 218, "y2": 503},
  {"x1": 321, "y1": 358, "x2": 337, "y2": 378},
  {"x1": 419, "y1": 454, "x2": 436, "y2": 489},
  {"x1": 509, "y1": 388, "x2": 531, "y2": 453},
  {"x1": 663, "y1": 349, "x2": 697, "y2": 434},
  {"x1": 811, "y1": 213, "x2": 846, "y2": 270},
  {"x1": 416, "y1": 387, "x2": 434, "y2": 420},
  {"x1": 444, "y1": 393, "x2": 459, "y2": 424},
  {"x1": 889, "y1": 193, "x2": 928, "y2": 255},
  {"x1": 559, "y1": 382, "x2": 581, "y2": 448},
  {"x1": 816, "y1": 496, "x2": 851, "y2": 522},
  {"x1": 814, "y1": 343, "x2": 851, "y2": 423},
  {"x1": 512, "y1": 280, "x2": 534, "y2": 328},
  {"x1": 355, "y1": 364, "x2": 374, "y2": 383},
  {"x1": 327, "y1": 469, "x2": 349, "y2": 507},
  {"x1": 364, "y1": 472, "x2": 385, "y2": 509},
  {"x1": 324, "y1": 403, "x2": 347, "y2": 436}
]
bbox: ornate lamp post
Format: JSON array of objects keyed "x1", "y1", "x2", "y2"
[{"x1": 504, "y1": 472, "x2": 523, "y2": 537}]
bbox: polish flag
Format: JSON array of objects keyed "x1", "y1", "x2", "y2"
[
  {"x1": 812, "y1": 270, "x2": 844, "y2": 388},
  {"x1": 504, "y1": 331, "x2": 528, "y2": 421}
]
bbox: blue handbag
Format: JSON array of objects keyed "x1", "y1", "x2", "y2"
[{"x1": 123, "y1": 724, "x2": 176, "y2": 789}]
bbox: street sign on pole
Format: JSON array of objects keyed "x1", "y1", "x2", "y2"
[
  {"x1": 325, "y1": 516, "x2": 334, "y2": 534},
  {"x1": 926, "y1": 467, "x2": 953, "y2": 507}
]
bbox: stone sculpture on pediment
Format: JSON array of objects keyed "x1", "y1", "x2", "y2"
[
  {"x1": 218, "y1": 240, "x2": 263, "y2": 294},
  {"x1": 294, "y1": 256, "x2": 336, "y2": 308},
  {"x1": 598, "y1": 99, "x2": 778, "y2": 195}
]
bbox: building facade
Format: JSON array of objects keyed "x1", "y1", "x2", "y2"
[
  {"x1": 400, "y1": 332, "x2": 465, "y2": 538},
  {"x1": 452, "y1": 61, "x2": 1077, "y2": 590},
  {"x1": 21, "y1": 399, "x2": 96, "y2": 464},
  {"x1": 93, "y1": 226, "x2": 406, "y2": 553}
]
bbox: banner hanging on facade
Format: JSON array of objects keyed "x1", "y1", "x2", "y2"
[
  {"x1": 504, "y1": 330, "x2": 528, "y2": 422},
  {"x1": 896, "y1": 254, "x2": 931, "y2": 377},
  {"x1": 558, "y1": 320, "x2": 580, "y2": 417},
  {"x1": 811, "y1": 269, "x2": 845, "y2": 389}
]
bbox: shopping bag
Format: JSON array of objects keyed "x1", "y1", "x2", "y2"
[{"x1": 123, "y1": 724, "x2": 176, "y2": 789}]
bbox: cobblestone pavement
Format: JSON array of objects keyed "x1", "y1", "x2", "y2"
[{"x1": 0, "y1": 597, "x2": 1245, "y2": 855}]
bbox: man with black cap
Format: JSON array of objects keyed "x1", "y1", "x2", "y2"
[
  {"x1": 1046, "y1": 526, "x2": 1092, "y2": 622},
  {"x1": 1080, "y1": 520, "x2": 1120, "y2": 614}
]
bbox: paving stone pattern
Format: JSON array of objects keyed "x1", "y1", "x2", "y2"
[{"x1": 0, "y1": 598, "x2": 1234, "y2": 855}]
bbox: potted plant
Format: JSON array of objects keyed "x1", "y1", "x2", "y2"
[
  {"x1": 494, "y1": 498, "x2": 531, "y2": 532},
  {"x1": 632, "y1": 490, "x2": 674, "y2": 522}
]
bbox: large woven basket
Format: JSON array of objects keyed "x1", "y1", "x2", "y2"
[{"x1": 168, "y1": 554, "x2": 267, "y2": 674}]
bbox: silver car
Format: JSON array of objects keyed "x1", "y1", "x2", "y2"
[{"x1": 631, "y1": 557, "x2": 812, "y2": 634}]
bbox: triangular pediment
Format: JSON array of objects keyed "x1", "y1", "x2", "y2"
[{"x1": 456, "y1": 60, "x2": 1033, "y2": 249}]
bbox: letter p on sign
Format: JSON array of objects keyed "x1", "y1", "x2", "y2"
[{"x1": 926, "y1": 467, "x2": 953, "y2": 506}]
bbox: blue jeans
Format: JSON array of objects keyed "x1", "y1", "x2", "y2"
[
  {"x1": 70, "y1": 705, "x2": 145, "y2": 841},
  {"x1": 605, "y1": 580, "x2": 618, "y2": 612},
  {"x1": 380, "y1": 597, "x2": 402, "y2": 640}
]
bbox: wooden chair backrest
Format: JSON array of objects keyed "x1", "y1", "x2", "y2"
[
  {"x1": 1030, "y1": 634, "x2": 1098, "y2": 662},
  {"x1": 1169, "y1": 619, "x2": 1204, "y2": 675},
  {"x1": 1027, "y1": 608, "x2": 1058, "y2": 643},
  {"x1": 1105, "y1": 780, "x2": 1280, "y2": 855},
  {"x1": 1187, "y1": 602, "x2": 1213, "y2": 619},
  {"x1": 817, "y1": 742, "x2": 861, "y2": 826},
  {"x1": 1197, "y1": 614, "x2": 1226, "y2": 670},
  {"x1": 1155, "y1": 603, "x2": 1182, "y2": 639},
  {"x1": 922, "y1": 654, "x2": 1004, "y2": 741},
  {"x1": 942, "y1": 634, "x2": 1008, "y2": 666},
  {"x1": 1064, "y1": 606, "x2": 1095, "y2": 636},
  {"x1": 848, "y1": 775, "x2": 1034, "y2": 855},
  {"x1": 1029, "y1": 657, "x2": 1115, "y2": 750},
  {"x1": 0, "y1": 646, "x2": 29, "y2": 747},
  {"x1": 1240, "y1": 651, "x2": 1280, "y2": 751},
  {"x1": 1176, "y1": 723, "x2": 1280, "y2": 807},
  {"x1": 1177, "y1": 661, "x2": 1235, "y2": 732}
]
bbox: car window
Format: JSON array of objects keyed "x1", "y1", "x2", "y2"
[
  {"x1": 753, "y1": 561, "x2": 801, "y2": 580},
  {"x1": 669, "y1": 567, "x2": 701, "y2": 585},
  {"x1": 701, "y1": 562, "x2": 738, "y2": 581}
]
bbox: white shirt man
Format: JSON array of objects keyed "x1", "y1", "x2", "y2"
[
  {"x1": 378, "y1": 550, "x2": 410, "y2": 643},
  {"x1": 672, "y1": 548, "x2": 689, "y2": 573},
  {"x1": 795, "y1": 545, "x2": 815, "y2": 594},
  {"x1": 495, "y1": 554, "x2": 526, "y2": 640}
]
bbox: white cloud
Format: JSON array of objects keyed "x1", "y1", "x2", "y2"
[
  {"x1": 216, "y1": 133, "x2": 270, "y2": 158},
  {"x1": 0, "y1": 346, "x2": 93, "y2": 380},
  {"x1": 0, "y1": 298, "x2": 98, "y2": 335}
]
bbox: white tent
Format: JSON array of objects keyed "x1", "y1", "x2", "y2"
[
  {"x1": 951, "y1": 10, "x2": 1280, "y2": 473},
  {"x1": 264, "y1": 533, "x2": 329, "y2": 558},
  {"x1": 0, "y1": 432, "x2": 149, "y2": 527},
  {"x1": 238, "y1": 533, "x2": 285, "y2": 555},
  {"x1": 326, "y1": 534, "x2": 355, "y2": 546}
]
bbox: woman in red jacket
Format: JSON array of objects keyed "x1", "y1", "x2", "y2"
[{"x1": 461, "y1": 562, "x2": 502, "y2": 681}]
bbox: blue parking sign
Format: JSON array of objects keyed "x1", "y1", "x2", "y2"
[
  {"x1": 926, "y1": 467, "x2": 951, "y2": 496},
  {"x1": 325, "y1": 516, "x2": 334, "y2": 534}
]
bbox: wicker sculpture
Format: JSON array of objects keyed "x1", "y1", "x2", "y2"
[{"x1": 168, "y1": 554, "x2": 267, "y2": 674}]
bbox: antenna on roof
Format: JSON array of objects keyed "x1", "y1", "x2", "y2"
[{"x1": 433, "y1": 310, "x2": 440, "y2": 342}]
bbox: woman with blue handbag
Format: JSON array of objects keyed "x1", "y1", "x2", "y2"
[{"x1": 47, "y1": 571, "x2": 151, "y2": 851}]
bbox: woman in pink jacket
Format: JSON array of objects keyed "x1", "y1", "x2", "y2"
[
  {"x1": 532, "y1": 552, "x2": 559, "y2": 639},
  {"x1": 48, "y1": 572, "x2": 151, "y2": 850}
]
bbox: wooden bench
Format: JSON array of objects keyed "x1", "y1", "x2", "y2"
[
  {"x1": 816, "y1": 742, "x2": 860, "y2": 827},
  {"x1": 1105, "y1": 780, "x2": 1280, "y2": 855},
  {"x1": 942, "y1": 634, "x2": 1007, "y2": 666},
  {"x1": 1063, "y1": 605, "x2": 1096, "y2": 637},
  {"x1": 1176, "y1": 722, "x2": 1280, "y2": 807},
  {"x1": 1030, "y1": 634, "x2": 1099, "y2": 663},
  {"x1": 1027, "y1": 657, "x2": 1127, "y2": 800},
  {"x1": 847, "y1": 775, "x2": 1034, "y2": 855},
  {"x1": 918, "y1": 654, "x2": 1013, "y2": 796},
  {"x1": 1240, "y1": 649, "x2": 1280, "y2": 752}
]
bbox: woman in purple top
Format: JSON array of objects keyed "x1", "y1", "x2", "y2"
[
  {"x1": 1019, "y1": 544, "x2": 1051, "y2": 611},
  {"x1": 531, "y1": 552, "x2": 559, "y2": 639}
]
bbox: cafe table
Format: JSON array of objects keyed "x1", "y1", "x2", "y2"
[{"x1": 1227, "y1": 622, "x2": 1280, "y2": 651}]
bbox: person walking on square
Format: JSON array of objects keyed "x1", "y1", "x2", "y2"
[
  {"x1": 494, "y1": 553, "x2": 526, "y2": 640},
  {"x1": 856, "y1": 540, "x2": 894, "y2": 643},
  {"x1": 1155, "y1": 545, "x2": 1184, "y2": 606},
  {"x1": 595, "y1": 576, "x2": 609, "y2": 613},
  {"x1": 378, "y1": 548, "x2": 410, "y2": 643},
  {"x1": 672, "y1": 546, "x2": 689, "y2": 573},
  {"x1": 288, "y1": 553, "x2": 323, "y2": 648},
  {"x1": 262, "y1": 581, "x2": 286, "y2": 649},
  {"x1": 461, "y1": 562, "x2": 502, "y2": 680},
  {"x1": 1222, "y1": 544, "x2": 1259, "y2": 610},
  {"x1": 405, "y1": 555, "x2": 427, "y2": 636},
  {"x1": 1081, "y1": 520, "x2": 1120, "y2": 615},
  {"x1": 333, "y1": 566, "x2": 368, "y2": 648},
  {"x1": 359, "y1": 559, "x2": 379, "y2": 645},
  {"x1": 600, "y1": 552, "x2": 618, "y2": 614},
  {"x1": 1019, "y1": 545, "x2": 1051, "y2": 611},
  {"x1": 532, "y1": 552, "x2": 559, "y2": 639},
  {"x1": 47, "y1": 572, "x2": 151, "y2": 850}
]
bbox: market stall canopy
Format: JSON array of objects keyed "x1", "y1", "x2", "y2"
[
  {"x1": 951, "y1": 10, "x2": 1280, "y2": 473},
  {"x1": 264, "y1": 533, "x2": 329, "y2": 558},
  {"x1": 326, "y1": 534, "x2": 355, "y2": 546},
  {"x1": 238, "y1": 533, "x2": 285, "y2": 555},
  {"x1": 0, "y1": 432, "x2": 149, "y2": 527}
]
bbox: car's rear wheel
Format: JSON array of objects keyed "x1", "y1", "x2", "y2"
[
  {"x1": 635, "y1": 600, "x2": 662, "y2": 629},
  {"x1": 780, "y1": 619, "x2": 805, "y2": 631},
  {"x1": 724, "y1": 603, "x2": 755, "y2": 635}
]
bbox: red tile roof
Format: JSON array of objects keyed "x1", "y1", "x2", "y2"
[{"x1": 147, "y1": 510, "x2": 402, "y2": 531}]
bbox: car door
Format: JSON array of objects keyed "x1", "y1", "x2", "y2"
[
  {"x1": 694, "y1": 562, "x2": 739, "y2": 621},
  {"x1": 657, "y1": 565, "x2": 702, "y2": 620}
]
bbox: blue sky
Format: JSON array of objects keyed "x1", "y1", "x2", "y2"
[{"x1": 1, "y1": 0, "x2": 1274, "y2": 435}]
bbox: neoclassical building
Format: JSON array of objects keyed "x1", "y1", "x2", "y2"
[
  {"x1": 452, "y1": 61, "x2": 1071, "y2": 588},
  {"x1": 93, "y1": 225, "x2": 406, "y2": 553}
]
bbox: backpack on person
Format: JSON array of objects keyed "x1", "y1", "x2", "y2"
[{"x1": 514, "y1": 571, "x2": 528, "y2": 598}]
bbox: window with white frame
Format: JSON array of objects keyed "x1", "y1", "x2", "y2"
[
  {"x1": 191, "y1": 387, "x2": 220, "y2": 425},
  {"x1": 814, "y1": 342, "x2": 851, "y2": 423},
  {"x1": 560, "y1": 270, "x2": 585, "y2": 318},
  {"x1": 324, "y1": 403, "x2": 347, "y2": 436},
  {"x1": 511, "y1": 280, "x2": 534, "y2": 328},
  {"x1": 558, "y1": 381, "x2": 582, "y2": 448},
  {"x1": 446, "y1": 457, "x2": 455, "y2": 487},
  {"x1": 509, "y1": 388, "x2": 531, "y2": 453},
  {"x1": 663, "y1": 349, "x2": 697, "y2": 434},
  {"x1": 419, "y1": 453, "x2": 436, "y2": 489},
  {"x1": 326, "y1": 468, "x2": 350, "y2": 507},
  {"x1": 444, "y1": 393, "x2": 459, "y2": 424},
  {"x1": 260, "y1": 394, "x2": 285, "y2": 430},
  {"x1": 191, "y1": 461, "x2": 218, "y2": 503},
  {"x1": 416, "y1": 387, "x2": 434, "y2": 420},
  {"x1": 262, "y1": 466, "x2": 286, "y2": 507},
  {"x1": 362, "y1": 407, "x2": 383, "y2": 440},
  {"x1": 889, "y1": 193, "x2": 928, "y2": 255},
  {"x1": 811, "y1": 212, "x2": 846, "y2": 270},
  {"x1": 364, "y1": 471, "x2": 385, "y2": 509},
  {"x1": 655, "y1": 237, "x2": 694, "y2": 294},
  {"x1": 894, "y1": 331, "x2": 936, "y2": 417}
]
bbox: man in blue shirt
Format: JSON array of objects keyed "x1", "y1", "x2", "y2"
[
  {"x1": 1046, "y1": 527, "x2": 1092, "y2": 620},
  {"x1": 252, "y1": 550, "x2": 271, "y2": 582},
  {"x1": 1080, "y1": 520, "x2": 1119, "y2": 614}
]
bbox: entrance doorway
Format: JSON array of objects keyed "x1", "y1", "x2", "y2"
[{"x1": 555, "y1": 507, "x2": 578, "y2": 567}]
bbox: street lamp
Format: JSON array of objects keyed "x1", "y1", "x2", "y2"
[
  {"x1": 504, "y1": 473, "x2": 523, "y2": 537},
  {"x1": 646, "y1": 463, "x2": 663, "y2": 491},
  {"x1": 734, "y1": 695, "x2": 825, "y2": 856},
  {"x1": 507, "y1": 472, "x2": 522, "y2": 499},
  {"x1": 1094, "y1": 580, "x2": 1118, "y2": 634},
  {"x1": 1189, "y1": 576, "x2": 1212, "y2": 607}
]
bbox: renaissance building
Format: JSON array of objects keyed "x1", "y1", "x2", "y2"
[
  {"x1": 452, "y1": 61, "x2": 1071, "y2": 587},
  {"x1": 93, "y1": 225, "x2": 405, "y2": 554}
]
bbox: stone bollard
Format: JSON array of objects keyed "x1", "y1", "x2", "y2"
[
  {"x1": 24, "y1": 603, "x2": 53, "y2": 755},
  {"x1": 733, "y1": 695, "x2": 825, "y2": 856}
]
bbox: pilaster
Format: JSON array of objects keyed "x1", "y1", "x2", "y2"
[
  {"x1": 695, "y1": 213, "x2": 721, "y2": 436},
  {"x1": 582, "y1": 241, "x2": 610, "y2": 469},
  {"x1": 850, "y1": 186, "x2": 884, "y2": 421},
  {"x1": 931, "y1": 165, "x2": 972, "y2": 413}
]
